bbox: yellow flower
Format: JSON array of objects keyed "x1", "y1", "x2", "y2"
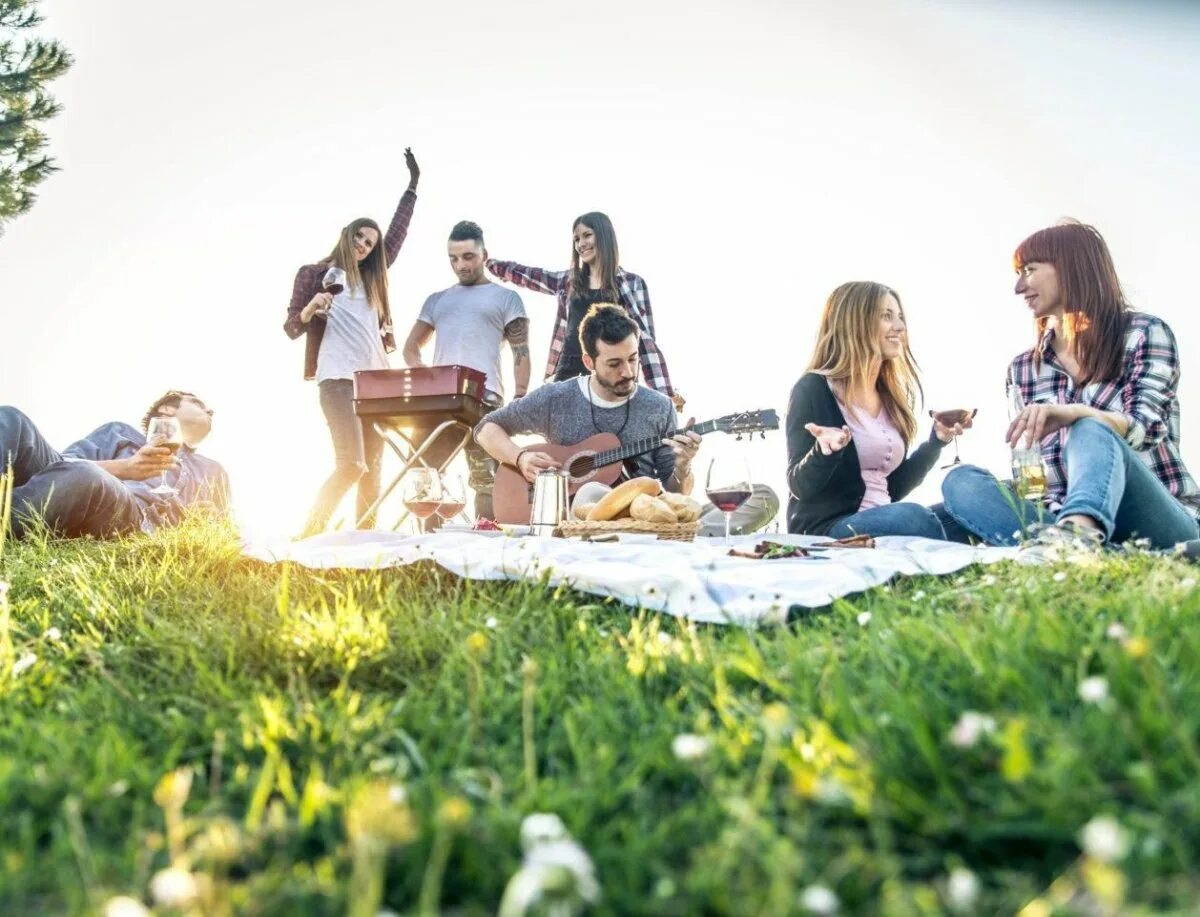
[
  {"x1": 1123, "y1": 636, "x2": 1149, "y2": 660},
  {"x1": 153, "y1": 768, "x2": 194, "y2": 811},
  {"x1": 345, "y1": 780, "x2": 418, "y2": 844},
  {"x1": 1017, "y1": 898, "x2": 1052, "y2": 917},
  {"x1": 438, "y1": 796, "x2": 472, "y2": 829},
  {"x1": 466, "y1": 631, "x2": 489, "y2": 656}
]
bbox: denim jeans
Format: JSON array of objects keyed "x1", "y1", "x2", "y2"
[
  {"x1": 826, "y1": 501, "x2": 947, "y2": 540},
  {"x1": 304, "y1": 380, "x2": 384, "y2": 533},
  {"x1": 941, "y1": 418, "x2": 1200, "y2": 548},
  {"x1": 0, "y1": 406, "x2": 145, "y2": 538}
]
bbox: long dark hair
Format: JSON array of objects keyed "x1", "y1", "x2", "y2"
[
  {"x1": 568, "y1": 211, "x2": 621, "y2": 304},
  {"x1": 1014, "y1": 221, "x2": 1130, "y2": 385},
  {"x1": 323, "y1": 217, "x2": 392, "y2": 325}
]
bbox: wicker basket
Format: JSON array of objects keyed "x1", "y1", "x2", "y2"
[{"x1": 557, "y1": 518, "x2": 702, "y2": 542}]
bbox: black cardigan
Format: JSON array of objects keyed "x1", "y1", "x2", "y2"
[{"x1": 785, "y1": 372, "x2": 946, "y2": 535}]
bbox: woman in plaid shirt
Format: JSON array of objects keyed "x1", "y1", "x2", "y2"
[
  {"x1": 486, "y1": 211, "x2": 681, "y2": 407},
  {"x1": 941, "y1": 222, "x2": 1200, "y2": 552}
]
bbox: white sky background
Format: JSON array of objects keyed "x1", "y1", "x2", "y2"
[{"x1": 2, "y1": 0, "x2": 1198, "y2": 534}]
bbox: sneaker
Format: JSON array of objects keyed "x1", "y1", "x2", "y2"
[{"x1": 1016, "y1": 521, "x2": 1106, "y2": 565}]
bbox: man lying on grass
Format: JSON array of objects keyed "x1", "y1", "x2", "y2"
[{"x1": 0, "y1": 390, "x2": 230, "y2": 538}]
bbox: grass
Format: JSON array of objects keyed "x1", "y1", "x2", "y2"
[{"x1": 1, "y1": 518, "x2": 1199, "y2": 915}]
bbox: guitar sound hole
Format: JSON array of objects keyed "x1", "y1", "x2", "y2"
[{"x1": 569, "y1": 457, "x2": 595, "y2": 478}]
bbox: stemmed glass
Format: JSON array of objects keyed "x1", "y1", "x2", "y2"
[
  {"x1": 145, "y1": 415, "x2": 183, "y2": 495},
  {"x1": 402, "y1": 467, "x2": 442, "y2": 535},
  {"x1": 436, "y1": 474, "x2": 468, "y2": 524},
  {"x1": 321, "y1": 266, "x2": 347, "y2": 296},
  {"x1": 705, "y1": 457, "x2": 752, "y2": 546},
  {"x1": 930, "y1": 408, "x2": 977, "y2": 469}
]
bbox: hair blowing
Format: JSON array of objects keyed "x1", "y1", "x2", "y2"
[
  {"x1": 568, "y1": 212, "x2": 621, "y2": 304},
  {"x1": 805, "y1": 282, "x2": 922, "y2": 445},
  {"x1": 324, "y1": 218, "x2": 392, "y2": 327},
  {"x1": 1014, "y1": 221, "x2": 1130, "y2": 385}
]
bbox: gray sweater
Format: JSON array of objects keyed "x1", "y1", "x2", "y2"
[{"x1": 478, "y1": 377, "x2": 677, "y2": 485}]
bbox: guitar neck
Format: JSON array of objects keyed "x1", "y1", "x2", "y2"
[{"x1": 591, "y1": 419, "x2": 719, "y2": 468}]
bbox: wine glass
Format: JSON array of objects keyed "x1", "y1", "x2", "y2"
[
  {"x1": 436, "y1": 474, "x2": 468, "y2": 524},
  {"x1": 321, "y1": 266, "x2": 347, "y2": 296},
  {"x1": 145, "y1": 415, "x2": 183, "y2": 495},
  {"x1": 930, "y1": 408, "x2": 977, "y2": 469},
  {"x1": 402, "y1": 467, "x2": 442, "y2": 535},
  {"x1": 705, "y1": 457, "x2": 753, "y2": 545}
]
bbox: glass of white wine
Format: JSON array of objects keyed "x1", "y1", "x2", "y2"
[{"x1": 145, "y1": 415, "x2": 183, "y2": 495}]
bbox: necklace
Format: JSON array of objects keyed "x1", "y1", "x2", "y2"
[{"x1": 587, "y1": 378, "x2": 632, "y2": 438}]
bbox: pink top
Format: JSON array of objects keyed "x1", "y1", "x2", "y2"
[{"x1": 834, "y1": 389, "x2": 904, "y2": 510}]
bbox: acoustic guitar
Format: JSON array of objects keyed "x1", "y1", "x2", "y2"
[{"x1": 491, "y1": 409, "x2": 779, "y2": 524}]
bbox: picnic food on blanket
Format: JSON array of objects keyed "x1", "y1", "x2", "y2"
[
  {"x1": 630, "y1": 493, "x2": 677, "y2": 524},
  {"x1": 473, "y1": 517, "x2": 501, "y2": 531},
  {"x1": 573, "y1": 501, "x2": 598, "y2": 521},
  {"x1": 812, "y1": 534, "x2": 876, "y2": 549},
  {"x1": 586, "y1": 476, "x2": 662, "y2": 521},
  {"x1": 659, "y1": 491, "x2": 703, "y2": 522}
]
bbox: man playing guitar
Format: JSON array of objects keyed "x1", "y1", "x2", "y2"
[{"x1": 475, "y1": 304, "x2": 701, "y2": 493}]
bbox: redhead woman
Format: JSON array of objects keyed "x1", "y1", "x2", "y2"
[
  {"x1": 284, "y1": 148, "x2": 420, "y2": 537},
  {"x1": 941, "y1": 222, "x2": 1200, "y2": 555},
  {"x1": 486, "y1": 211, "x2": 682, "y2": 407},
  {"x1": 786, "y1": 281, "x2": 968, "y2": 538}
]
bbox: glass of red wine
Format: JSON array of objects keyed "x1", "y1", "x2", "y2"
[
  {"x1": 705, "y1": 457, "x2": 752, "y2": 545},
  {"x1": 321, "y1": 266, "x2": 347, "y2": 298},
  {"x1": 402, "y1": 467, "x2": 442, "y2": 536},
  {"x1": 436, "y1": 474, "x2": 468, "y2": 524},
  {"x1": 145, "y1": 415, "x2": 183, "y2": 495},
  {"x1": 930, "y1": 408, "x2": 977, "y2": 468}
]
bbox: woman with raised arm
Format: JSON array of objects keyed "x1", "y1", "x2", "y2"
[
  {"x1": 786, "y1": 281, "x2": 968, "y2": 538},
  {"x1": 486, "y1": 211, "x2": 683, "y2": 408},
  {"x1": 284, "y1": 148, "x2": 420, "y2": 538},
  {"x1": 940, "y1": 222, "x2": 1200, "y2": 555}
]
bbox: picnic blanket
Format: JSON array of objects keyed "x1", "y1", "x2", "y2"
[{"x1": 242, "y1": 531, "x2": 1016, "y2": 626}]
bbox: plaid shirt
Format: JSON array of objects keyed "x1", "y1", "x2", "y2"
[
  {"x1": 283, "y1": 188, "x2": 417, "y2": 380},
  {"x1": 485, "y1": 260, "x2": 675, "y2": 396},
  {"x1": 1008, "y1": 311, "x2": 1200, "y2": 516}
]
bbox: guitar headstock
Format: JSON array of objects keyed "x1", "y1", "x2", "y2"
[{"x1": 712, "y1": 409, "x2": 780, "y2": 438}]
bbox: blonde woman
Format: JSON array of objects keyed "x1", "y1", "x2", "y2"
[
  {"x1": 283, "y1": 148, "x2": 419, "y2": 536},
  {"x1": 785, "y1": 281, "x2": 969, "y2": 537}
]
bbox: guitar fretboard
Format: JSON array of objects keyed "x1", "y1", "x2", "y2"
[{"x1": 589, "y1": 419, "x2": 721, "y2": 468}]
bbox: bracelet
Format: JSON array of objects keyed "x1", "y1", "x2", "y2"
[{"x1": 514, "y1": 448, "x2": 530, "y2": 468}]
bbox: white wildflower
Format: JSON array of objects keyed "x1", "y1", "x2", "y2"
[
  {"x1": 388, "y1": 783, "x2": 407, "y2": 806},
  {"x1": 107, "y1": 780, "x2": 130, "y2": 797},
  {"x1": 101, "y1": 897, "x2": 151, "y2": 917},
  {"x1": 11, "y1": 652, "x2": 36, "y2": 677},
  {"x1": 0, "y1": 581, "x2": 8, "y2": 601},
  {"x1": 1053, "y1": 571, "x2": 1067, "y2": 583},
  {"x1": 520, "y1": 813, "x2": 569, "y2": 852},
  {"x1": 1105, "y1": 622, "x2": 1128, "y2": 641},
  {"x1": 524, "y1": 839, "x2": 600, "y2": 903},
  {"x1": 800, "y1": 883, "x2": 840, "y2": 914},
  {"x1": 485, "y1": 616, "x2": 499, "y2": 629},
  {"x1": 1078, "y1": 676, "x2": 1109, "y2": 704},
  {"x1": 1179, "y1": 577, "x2": 1196, "y2": 591},
  {"x1": 912, "y1": 590, "x2": 926, "y2": 601},
  {"x1": 856, "y1": 612, "x2": 872, "y2": 627},
  {"x1": 671, "y1": 733, "x2": 711, "y2": 762},
  {"x1": 1080, "y1": 815, "x2": 1130, "y2": 862},
  {"x1": 949, "y1": 711, "x2": 997, "y2": 748},
  {"x1": 981, "y1": 575, "x2": 997, "y2": 586},
  {"x1": 656, "y1": 631, "x2": 672, "y2": 646},
  {"x1": 946, "y1": 867, "x2": 980, "y2": 911},
  {"x1": 149, "y1": 866, "x2": 199, "y2": 907},
  {"x1": 44, "y1": 626, "x2": 62, "y2": 641}
]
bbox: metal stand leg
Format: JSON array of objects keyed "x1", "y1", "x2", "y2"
[{"x1": 356, "y1": 420, "x2": 474, "y2": 531}]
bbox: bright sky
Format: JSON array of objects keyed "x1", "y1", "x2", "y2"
[{"x1": 3, "y1": 0, "x2": 1199, "y2": 535}]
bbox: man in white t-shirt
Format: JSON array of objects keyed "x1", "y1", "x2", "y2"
[{"x1": 402, "y1": 221, "x2": 529, "y2": 521}]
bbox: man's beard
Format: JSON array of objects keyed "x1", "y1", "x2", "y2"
[{"x1": 596, "y1": 373, "x2": 636, "y2": 395}]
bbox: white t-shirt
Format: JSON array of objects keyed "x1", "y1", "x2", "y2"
[
  {"x1": 417, "y1": 282, "x2": 526, "y2": 399},
  {"x1": 316, "y1": 284, "x2": 390, "y2": 383}
]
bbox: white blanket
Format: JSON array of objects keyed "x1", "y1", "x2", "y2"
[{"x1": 242, "y1": 531, "x2": 1016, "y2": 626}]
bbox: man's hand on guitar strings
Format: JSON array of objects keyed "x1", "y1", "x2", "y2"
[
  {"x1": 663, "y1": 417, "x2": 702, "y2": 473},
  {"x1": 516, "y1": 450, "x2": 561, "y2": 483}
]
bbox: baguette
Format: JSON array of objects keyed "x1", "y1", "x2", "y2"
[
  {"x1": 586, "y1": 476, "x2": 662, "y2": 522},
  {"x1": 630, "y1": 493, "x2": 677, "y2": 524}
]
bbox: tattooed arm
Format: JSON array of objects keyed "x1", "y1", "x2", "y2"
[{"x1": 504, "y1": 317, "x2": 531, "y2": 398}]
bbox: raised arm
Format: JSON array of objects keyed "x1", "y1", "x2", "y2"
[
  {"x1": 486, "y1": 259, "x2": 568, "y2": 296},
  {"x1": 382, "y1": 148, "x2": 420, "y2": 266},
  {"x1": 403, "y1": 320, "x2": 435, "y2": 367},
  {"x1": 504, "y1": 317, "x2": 531, "y2": 398}
]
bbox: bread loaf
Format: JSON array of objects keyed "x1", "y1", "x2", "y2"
[
  {"x1": 586, "y1": 476, "x2": 662, "y2": 521},
  {"x1": 573, "y1": 501, "x2": 597, "y2": 521},
  {"x1": 630, "y1": 493, "x2": 677, "y2": 524},
  {"x1": 659, "y1": 491, "x2": 703, "y2": 523}
]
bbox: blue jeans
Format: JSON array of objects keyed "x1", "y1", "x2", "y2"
[
  {"x1": 304, "y1": 380, "x2": 385, "y2": 533},
  {"x1": 942, "y1": 418, "x2": 1199, "y2": 548},
  {"x1": 827, "y1": 501, "x2": 947, "y2": 540},
  {"x1": 0, "y1": 406, "x2": 145, "y2": 538}
]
